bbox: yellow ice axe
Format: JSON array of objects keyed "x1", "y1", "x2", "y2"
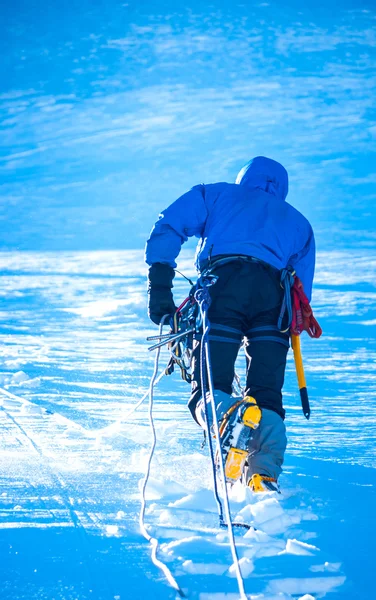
[{"x1": 291, "y1": 334, "x2": 310, "y2": 419}]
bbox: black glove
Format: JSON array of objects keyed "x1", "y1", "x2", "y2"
[{"x1": 147, "y1": 263, "x2": 176, "y2": 325}]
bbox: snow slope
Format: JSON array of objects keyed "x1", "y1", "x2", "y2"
[{"x1": 0, "y1": 250, "x2": 375, "y2": 599}]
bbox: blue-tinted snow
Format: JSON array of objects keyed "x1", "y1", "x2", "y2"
[{"x1": 0, "y1": 249, "x2": 375, "y2": 599}]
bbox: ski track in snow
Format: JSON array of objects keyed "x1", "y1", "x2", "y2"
[{"x1": 0, "y1": 249, "x2": 375, "y2": 599}]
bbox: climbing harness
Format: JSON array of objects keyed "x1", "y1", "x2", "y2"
[{"x1": 278, "y1": 268, "x2": 295, "y2": 332}]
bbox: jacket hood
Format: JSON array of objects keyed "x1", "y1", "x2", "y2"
[{"x1": 235, "y1": 156, "x2": 289, "y2": 201}]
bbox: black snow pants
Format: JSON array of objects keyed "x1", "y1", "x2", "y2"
[{"x1": 188, "y1": 257, "x2": 290, "y2": 421}]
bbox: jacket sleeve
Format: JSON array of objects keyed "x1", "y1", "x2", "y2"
[
  {"x1": 289, "y1": 227, "x2": 316, "y2": 302},
  {"x1": 145, "y1": 185, "x2": 208, "y2": 267}
]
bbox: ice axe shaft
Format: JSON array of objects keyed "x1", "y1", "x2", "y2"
[{"x1": 291, "y1": 334, "x2": 310, "y2": 419}]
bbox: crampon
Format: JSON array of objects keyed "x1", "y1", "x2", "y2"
[
  {"x1": 247, "y1": 473, "x2": 280, "y2": 493},
  {"x1": 217, "y1": 396, "x2": 262, "y2": 484}
]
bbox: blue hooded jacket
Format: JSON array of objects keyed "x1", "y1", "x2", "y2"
[{"x1": 145, "y1": 156, "x2": 315, "y2": 300}]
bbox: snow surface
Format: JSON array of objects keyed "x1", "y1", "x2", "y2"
[{"x1": 0, "y1": 249, "x2": 375, "y2": 599}]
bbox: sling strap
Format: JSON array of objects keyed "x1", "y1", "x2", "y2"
[{"x1": 278, "y1": 267, "x2": 322, "y2": 338}]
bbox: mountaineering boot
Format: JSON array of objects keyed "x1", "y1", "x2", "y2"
[
  {"x1": 195, "y1": 390, "x2": 236, "y2": 431},
  {"x1": 243, "y1": 407, "x2": 287, "y2": 485},
  {"x1": 248, "y1": 473, "x2": 280, "y2": 493},
  {"x1": 219, "y1": 396, "x2": 262, "y2": 484}
]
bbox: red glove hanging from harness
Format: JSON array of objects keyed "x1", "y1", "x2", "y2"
[
  {"x1": 279, "y1": 268, "x2": 322, "y2": 338},
  {"x1": 291, "y1": 276, "x2": 322, "y2": 338}
]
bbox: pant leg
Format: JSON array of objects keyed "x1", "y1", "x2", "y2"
[
  {"x1": 188, "y1": 336, "x2": 240, "y2": 424},
  {"x1": 244, "y1": 408, "x2": 287, "y2": 481},
  {"x1": 242, "y1": 263, "x2": 289, "y2": 479},
  {"x1": 244, "y1": 331, "x2": 289, "y2": 480},
  {"x1": 245, "y1": 338, "x2": 289, "y2": 419},
  {"x1": 243, "y1": 261, "x2": 290, "y2": 418}
]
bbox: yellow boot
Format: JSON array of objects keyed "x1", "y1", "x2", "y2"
[{"x1": 220, "y1": 396, "x2": 262, "y2": 484}]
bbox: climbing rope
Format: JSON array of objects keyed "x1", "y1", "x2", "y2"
[
  {"x1": 197, "y1": 287, "x2": 226, "y2": 527},
  {"x1": 139, "y1": 315, "x2": 186, "y2": 598},
  {"x1": 195, "y1": 278, "x2": 248, "y2": 600}
]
